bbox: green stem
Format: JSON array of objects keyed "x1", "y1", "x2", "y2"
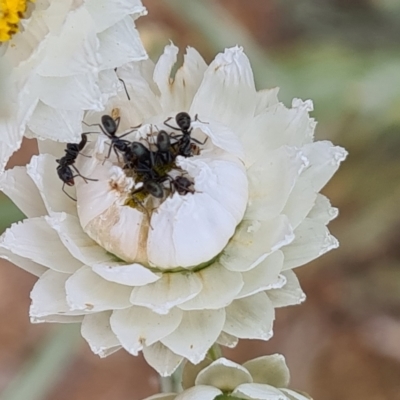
[
  {"x1": 160, "y1": 363, "x2": 183, "y2": 393},
  {"x1": 208, "y1": 343, "x2": 222, "y2": 361}
]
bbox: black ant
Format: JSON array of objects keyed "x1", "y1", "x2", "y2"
[
  {"x1": 83, "y1": 115, "x2": 138, "y2": 162},
  {"x1": 163, "y1": 112, "x2": 207, "y2": 157},
  {"x1": 154, "y1": 130, "x2": 174, "y2": 165},
  {"x1": 124, "y1": 130, "x2": 174, "y2": 176},
  {"x1": 56, "y1": 134, "x2": 97, "y2": 201}
]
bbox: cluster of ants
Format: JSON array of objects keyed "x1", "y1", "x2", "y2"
[{"x1": 56, "y1": 111, "x2": 207, "y2": 212}]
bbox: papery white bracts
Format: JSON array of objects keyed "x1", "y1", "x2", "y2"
[
  {"x1": 142, "y1": 354, "x2": 312, "y2": 400},
  {"x1": 0, "y1": 43, "x2": 347, "y2": 376},
  {"x1": 0, "y1": 0, "x2": 147, "y2": 171}
]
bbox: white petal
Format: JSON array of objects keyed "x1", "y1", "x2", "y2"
[
  {"x1": 177, "y1": 156, "x2": 248, "y2": 224},
  {"x1": 178, "y1": 263, "x2": 243, "y2": 311},
  {"x1": 0, "y1": 217, "x2": 82, "y2": 273},
  {"x1": 27, "y1": 154, "x2": 77, "y2": 217},
  {"x1": 245, "y1": 146, "x2": 308, "y2": 221},
  {"x1": 195, "y1": 358, "x2": 252, "y2": 391},
  {"x1": 142, "y1": 395, "x2": 176, "y2": 400},
  {"x1": 255, "y1": 87, "x2": 280, "y2": 115},
  {"x1": 148, "y1": 154, "x2": 246, "y2": 269},
  {"x1": 172, "y1": 47, "x2": 208, "y2": 112},
  {"x1": 224, "y1": 293, "x2": 275, "y2": 340},
  {"x1": 175, "y1": 386, "x2": 222, "y2": 400},
  {"x1": 182, "y1": 359, "x2": 213, "y2": 390},
  {"x1": 46, "y1": 213, "x2": 116, "y2": 266},
  {"x1": 300, "y1": 141, "x2": 347, "y2": 193},
  {"x1": 190, "y1": 120, "x2": 245, "y2": 161},
  {"x1": 233, "y1": 383, "x2": 287, "y2": 400},
  {"x1": 36, "y1": 139, "x2": 66, "y2": 158},
  {"x1": 220, "y1": 217, "x2": 294, "y2": 272},
  {"x1": 76, "y1": 161, "x2": 130, "y2": 228},
  {"x1": 282, "y1": 219, "x2": 338, "y2": 270},
  {"x1": 92, "y1": 262, "x2": 161, "y2": 286},
  {"x1": 36, "y1": 6, "x2": 100, "y2": 77},
  {"x1": 85, "y1": 0, "x2": 147, "y2": 33},
  {"x1": 242, "y1": 101, "x2": 315, "y2": 167},
  {"x1": 84, "y1": 196, "x2": 142, "y2": 264},
  {"x1": 97, "y1": 16, "x2": 146, "y2": 70},
  {"x1": 32, "y1": 314, "x2": 84, "y2": 324},
  {"x1": 216, "y1": 331, "x2": 238, "y2": 348},
  {"x1": 153, "y1": 44, "x2": 179, "y2": 113},
  {"x1": 243, "y1": 354, "x2": 290, "y2": 387},
  {"x1": 307, "y1": 194, "x2": 338, "y2": 225},
  {"x1": 267, "y1": 270, "x2": 306, "y2": 308},
  {"x1": 280, "y1": 388, "x2": 312, "y2": 400},
  {"x1": 27, "y1": 101, "x2": 83, "y2": 142},
  {"x1": 110, "y1": 306, "x2": 183, "y2": 355},
  {"x1": 0, "y1": 166, "x2": 46, "y2": 218},
  {"x1": 130, "y1": 272, "x2": 202, "y2": 314},
  {"x1": 116, "y1": 59, "x2": 161, "y2": 124},
  {"x1": 0, "y1": 248, "x2": 47, "y2": 277},
  {"x1": 282, "y1": 142, "x2": 346, "y2": 227},
  {"x1": 34, "y1": 73, "x2": 104, "y2": 111},
  {"x1": 190, "y1": 46, "x2": 257, "y2": 133},
  {"x1": 30, "y1": 270, "x2": 72, "y2": 318},
  {"x1": 0, "y1": 92, "x2": 38, "y2": 172},
  {"x1": 237, "y1": 251, "x2": 285, "y2": 299},
  {"x1": 148, "y1": 192, "x2": 236, "y2": 270},
  {"x1": 142, "y1": 342, "x2": 184, "y2": 377},
  {"x1": 97, "y1": 69, "x2": 119, "y2": 105},
  {"x1": 81, "y1": 311, "x2": 121, "y2": 357},
  {"x1": 66, "y1": 266, "x2": 132, "y2": 312},
  {"x1": 161, "y1": 309, "x2": 226, "y2": 364}
]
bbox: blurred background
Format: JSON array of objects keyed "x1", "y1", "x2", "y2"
[{"x1": 1, "y1": 0, "x2": 400, "y2": 399}]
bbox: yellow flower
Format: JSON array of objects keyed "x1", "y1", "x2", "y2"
[{"x1": 0, "y1": 0, "x2": 34, "y2": 42}]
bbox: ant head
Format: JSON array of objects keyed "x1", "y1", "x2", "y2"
[
  {"x1": 101, "y1": 115, "x2": 117, "y2": 136},
  {"x1": 176, "y1": 112, "x2": 191, "y2": 131},
  {"x1": 157, "y1": 130, "x2": 171, "y2": 152},
  {"x1": 131, "y1": 142, "x2": 150, "y2": 159},
  {"x1": 144, "y1": 180, "x2": 164, "y2": 199},
  {"x1": 175, "y1": 176, "x2": 191, "y2": 187}
]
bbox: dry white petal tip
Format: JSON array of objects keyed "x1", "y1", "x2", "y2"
[
  {"x1": 142, "y1": 342, "x2": 184, "y2": 377},
  {"x1": 195, "y1": 358, "x2": 252, "y2": 390},
  {"x1": 92, "y1": 263, "x2": 161, "y2": 286},
  {"x1": 242, "y1": 354, "x2": 290, "y2": 387},
  {"x1": 233, "y1": 383, "x2": 287, "y2": 400},
  {"x1": 130, "y1": 273, "x2": 202, "y2": 314}
]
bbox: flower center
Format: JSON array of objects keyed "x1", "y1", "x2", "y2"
[
  {"x1": 75, "y1": 111, "x2": 248, "y2": 271},
  {"x1": 0, "y1": 0, "x2": 34, "y2": 42}
]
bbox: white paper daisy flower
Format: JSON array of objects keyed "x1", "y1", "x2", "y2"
[
  {"x1": 143, "y1": 354, "x2": 312, "y2": 400},
  {"x1": 0, "y1": 0, "x2": 147, "y2": 172},
  {"x1": 0, "y1": 44, "x2": 346, "y2": 376}
]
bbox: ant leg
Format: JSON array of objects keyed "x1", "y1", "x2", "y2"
[
  {"x1": 71, "y1": 167, "x2": 98, "y2": 182},
  {"x1": 118, "y1": 126, "x2": 140, "y2": 138},
  {"x1": 82, "y1": 122, "x2": 109, "y2": 137},
  {"x1": 103, "y1": 142, "x2": 115, "y2": 161},
  {"x1": 62, "y1": 183, "x2": 77, "y2": 201},
  {"x1": 191, "y1": 137, "x2": 209, "y2": 145},
  {"x1": 163, "y1": 117, "x2": 181, "y2": 131},
  {"x1": 113, "y1": 147, "x2": 121, "y2": 163},
  {"x1": 194, "y1": 114, "x2": 209, "y2": 124}
]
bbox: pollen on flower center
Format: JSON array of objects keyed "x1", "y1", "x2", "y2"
[{"x1": 0, "y1": 0, "x2": 34, "y2": 42}]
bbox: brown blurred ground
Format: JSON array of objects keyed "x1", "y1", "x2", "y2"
[{"x1": 1, "y1": 0, "x2": 400, "y2": 399}]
